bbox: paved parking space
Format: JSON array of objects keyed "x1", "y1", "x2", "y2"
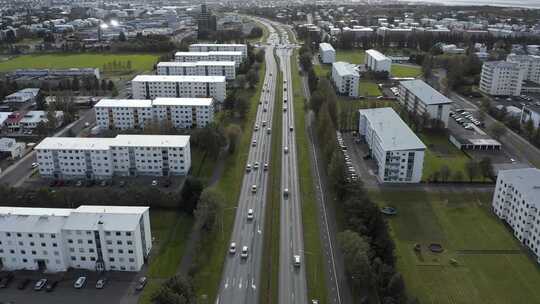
[
  {"x1": 0, "y1": 270, "x2": 144, "y2": 304},
  {"x1": 341, "y1": 133, "x2": 379, "y2": 188}
]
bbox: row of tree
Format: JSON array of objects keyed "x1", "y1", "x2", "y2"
[
  {"x1": 102, "y1": 60, "x2": 133, "y2": 72},
  {"x1": 427, "y1": 158, "x2": 494, "y2": 183}
]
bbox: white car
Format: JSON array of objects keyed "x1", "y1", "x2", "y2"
[
  {"x1": 229, "y1": 242, "x2": 236, "y2": 254},
  {"x1": 293, "y1": 255, "x2": 301, "y2": 267},
  {"x1": 241, "y1": 246, "x2": 249, "y2": 259},
  {"x1": 283, "y1": 188, "x2": 289, "y2": 197},
  {"x1": 251, "y1": 185, "x2": 257, "y2": 193},
  {"x1": 31, "y1": 162, "x2": 39, "y2": 169},
  {"x1": 74, "y1": 276, "x2": 87, "y2": 289},
  {"x1": 284, "y1": 147, "x2": 289, "y2": 154},
  {"x1": 246, "y1": 164, "x2": 252, "y2": 172},
  {"x1": 247, "y1": 209, "x2": 254, "y2": 220},
  {"x1": 264, "y1": 163, "x2": 269, "y2": 171},
  {"x1": 254, "y1": 124, "x2": 259, "y2": 131}
]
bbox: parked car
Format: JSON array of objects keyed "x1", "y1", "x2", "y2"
[
  {"x1": 96, "y1": 278, "x2": 107, "y2": 289},
  {"x1": 34, "y1": 279, "x2": 47, "y2": 291},
  {"x1": 46, "y1": 280, "x2": 59, "y2": 292},
  {"x1": 135, "y1": 277, "x2": 147, "y2": 291},
  {"x1": 76, "y1": 180, "x2": 83, "y2": 187},
  {"x1": 0, "y1": 272, "x2": 14, "y2": 288},
  {"x1": 31, "y1": 162, "x2": 39, "y2": 169},
  {"x1": 17, "y1": 278, "x2": 31, "y2": 290},
  {"x1": 151, "y1": 180, "x2": 158, "y2": 187},
  {"x1": 74, "y1": 276, "x2": 86, "y2": 289}
]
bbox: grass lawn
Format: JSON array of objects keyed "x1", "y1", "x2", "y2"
[
  {"x1": 336, "y1": 99, "x2": 399, "y2": 130},
  {"x1": 314, "y1": 64, "x2": 330, "y2": 78},
  {"x1": 391, "y1": 64, "x2": 422, "y2": 78},
  {"x1": 359, "y1": 81, "x2": 382, "y2": 97},
  {"x1": 292, "y1": 50, "x2": 328, "y2": 303},
  {"x1": 139, "y1": 210, "x2": 194, "y2": 304},
  {"x1": 0, "y1": 53, "x2": 160, "y2": 75},
  {"x1": 249, "y1": 18, "x2": 270, "y2": 43},
  {"x1": 336, "y1": 49, "x2": 365, "y2": 65},
  {"x1": 190, "y1": 148, "x2": 217, "y2": 185},
  {"x1": 368, "y1": 190, "x2": 540, "y2": 304},
  {"x1": 192, "y1": 59, "x2": 266, "y2": 302}
]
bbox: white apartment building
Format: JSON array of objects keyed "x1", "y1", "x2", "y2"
[
  {"x1": 319, "y1": 43, "x2": 336, "y2": 64},
  {"x1": 358, "y1": 107, "x2": 425, "y2": 183},
  {"x1": 157, "y1": 61, "x2": 236, "y2": 80},
  {"x1": 35, "y1": 135, "x2": 191, "y2": 180},
  {"x1": 522, "y1": 105, "x2": 540, "y2": 129},
  {"x1": 174, "y1": 51, "x2": 244, "y2": 68},
  {"x1": 506, "y1": 54, "x2": 540, "y2": 84},
  {"x1": 0, "y1": 205, "x2": 151, "y2": 273},
  {"x1": 331, "y1": 61, "x2": 359, "y2": 97},
  {"x1": 398, "y1": 79, "x2": 453, "y2": 128},
  {"x1": 492, "y1": 168, "x2": 540, "y2": 262},
  {"x1": 479, "y1": 61, "x2": 525, "y2": 96},
  {"x1": 365, "y1": 49, "x2": 392, "y2": 73},
  {"x1": 131, "y1": 75, "x2": 226, "y2": 103},
  {"x1": 94, "y1": 98, "x2": 214, "y2": 130},
  {"x1": 189, "y1": 43, "x2": 247, "y2": 57}
]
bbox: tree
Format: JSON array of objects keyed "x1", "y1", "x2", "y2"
[
  {"x1": 225, "y1": 124, "x2": 242, "y2": 154},
  {"x1": 234, "y1": 95, "x2": 249, "y2": 119},
  {"x1": 236, "y1": 75, "x2": 247, "y2": 89},
  {"x1": 194, "y1": 188, "x2": 223, "y2": 232},
  {"x1": 310, "y1": 90, "x2": 325, "y2": 113},
  {"x1": 328, "y1": 149, "x2": 346, "y2": 198},
  {"x1": 479, "y1": 157, "x2": 494, "y2": 181},
  {"x1": 489, "y1": 122, "x2": 507, "y2": 140},
  {"x1": 338, "y1": 230, "x2": 373, "y2": 289},
  {"x1": 386, "y1": 273, "x2": 406, "y2": 302},
  {"x1": 151, "y1": 275, "x2": 196, "y2": 304},
  {"x1": 46, "y1": 109, "x2": 58, "y2": 130},
  {"x1": 107, "y1": 80, "x2": 115, "y2": 91},
  {"x1": 440, "y1": 165, "x2": 451, "y2": 182},
  {"x1": 465, "y1": 160, "x2": 479, "y2": 182},
  {"x1": 71, "y1": 76, "x2": 80, "y2": 92},
  {"x1": 524, "y1": 118, "x2": 535, "y2": 139},
  {"x1": 119, "y1": 31, "x2": 127, "y2": 42},
  {"x1": 247, "y1": 69, "x2": 259, "y2": 89},
  {"x1": 179, "y1": 177, "x2": 203, "y2": 214}
]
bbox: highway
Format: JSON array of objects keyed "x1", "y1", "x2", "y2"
[
  {"x1": 216, "y1": 19, "x2": 280, "y2": 304},
  {"x1": 276, "y1": 26, "x2": 308, "y2": 304}
]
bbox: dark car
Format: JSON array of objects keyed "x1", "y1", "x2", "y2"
[
  {"x1": 17, "y1": 278, "x2": 31, "y2": 290},
  {"x1": 163, "y1": 179, "x2": 172, "y2": 188},
  {"x1": 0, "y1": 272, "x2": 14, "y2": 288},
  {"x1": 49, "y1": 180, "x2": 57, "y2": 187},
  {"x1": 45, "y1": 280, "x2": 59, "y2": 292},
  {"x1": 135, "y1": 277, "x2": 147, "y2": 291}
]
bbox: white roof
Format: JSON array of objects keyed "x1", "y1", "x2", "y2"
[
  {"x1": 319, "y1": 43, "x2": 335, "y2": 52},
  {"x1": 332, "y1": 61, "x2": 359, "y2": 77},
  {"x1": 157, "y1": 61, "x2": 235, "y2": 67},
  {"x1": 400, "y1": 80, "x2": 453, "y2": 105},
  {"x1": 95, "y1": 99, "x2": 152, "y2": 108},
  {"x1": 35, "y1": 137, "x2": 113, "y2": 151},
  {"x1": 190, "y1": 43, "x2": 246, "y2": 47},
  {"x1": 175, "y1": 51, "x2": 242, "y2": 56},
  {"x1": 153, "y1": 97, "x2": 213, "y2": 107},
  {"x1": 360, "y1": 107, "x2": 426, "y2": 151},
  {"x1": 0, "y1": 112, "x2": 12, "y2": 124},
  {"x1": 113, "y1": 134, "x2": 190, "y2": 148},
  {"x1": 498, "y1": 168, "x2": 540, "y2": 203},
  {"x1": 366, "y1": 49, "x2": 390, "y2": 61},
  {"x1": 74, "y1": 205, "x2": 149, "y2": 214},
  {"x1": 132, "y1": 75, "x2": 226, "y2": 83},
  {"x1": 484, "y1": 60, "x2": 521, "y2": 70}
]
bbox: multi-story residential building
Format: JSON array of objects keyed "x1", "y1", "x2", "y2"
[
  {"x1": 94, "y1": 98, "x2": 215, "y2": 130},
  {"x1": 358, "y1": 107, "x2": 425, "y2": 183},
  {"x1": 0, "y1": 205, "x2": 151, "y2": 273},
  {"x1": 479, "y1": 61, "x2": 525, "y2": 96},
  {"x1": 331, "y1": 61, "x2": 359, "y2": 97},
  {"x1": 507, "y1": 54, "x2": 540, "y2": 84},
  {"x1": 189, "y1": 43, "x2": 247, "y2": 57},
  {"x1": 35, "y1": 135, "x2": 191, "y2": 180},
  {"x1": 157, "y1": 61, "x2": 236, "y2": 80},
  {"x1": 365, "y1": 49, "x2": 392, "y2": 73},
  {"x1": 492, "y1": 168, "x2": 540, "y2": 262},
  {"x1": 398, "y1": 79, "x2": 453, "y2": 128},
  {"x1": 319, "y1": 43, "x2": 336, "y2": 64},
  {"x1": 521, "y1": 104, "x2": 540, "y2": 129},
  {"x1": 174, "y1": 51, "x2": 244, "y2": 67},
  {"x1": 131, "y1": 75, "x2": 226, "y2": 103}
]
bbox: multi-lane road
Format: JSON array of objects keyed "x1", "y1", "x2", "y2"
[{"x1": 217, "y1": 20, "x2": 280, "y2": 304}]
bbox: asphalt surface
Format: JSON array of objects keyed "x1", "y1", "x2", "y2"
[
  {"x1": 275, "y1": 26, "x2": 308, "y2": 304},
  {"x1": 216, "y1": 19, "x2": 279, "y2": 304}
]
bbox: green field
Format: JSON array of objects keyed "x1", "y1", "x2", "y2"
[
  {"x1": 314, "y1": 64, "x2": 330, "y2": 78},
  {"x1": 359, "y1": 81, "x2": 382, "y2": 97},
  {"x1": 139, "y1": 210, "x2": 194, "y2": 304},
  {"x1": 391, "y1": 64, "x2": 422, "y2": 78},
  {"x1": 0, "y1": 53, "x2": 160, "y2": 74},
  {"x1": 369, "y1": 190, "x2": 540, "y2": 304},
  {"x1": 336, "y1": 49, "x2": 365, "y2": 64}
]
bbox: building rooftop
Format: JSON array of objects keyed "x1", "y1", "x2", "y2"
[
  {"x1": 400, "y1": 79, "x2": 453, "y2": 105},
  {"x1": 332, "y1": 61, "x2": 359, "y2": 77},
  {"x1": 95, "y1": 99, "x2": 153, "y2": 108},
  {"x1": 498, "y1": 168, "x2": 540, "y2": 203},
  {"x1": 319, "y1": 43, "x2": 335, "y2": 52},
  {"x1": 190, "y1": 43, "x2": 246, "y2": 47},
  {"x1": 366, "y1": 49, "x2": 390, "y2": 61},
  {"x1": 483, "y1": 60, "x2": 521, "y2": 70},
  {"x1": 174, "y1": 51, "x2": 243, "y2": 56},
  {"x1": 132, "y1": 75, "x2": 226, "y2": 83},
  {"x1": 157, "y1": 61, "x2": 235, "y2": 67},
  {"x1": 113, "y1": 135, "x2": 190, "y2": 148},
  {"x1": 153, "y1": 97, "x2": 213, "y2": 107},
  {"x1": 359, "y1": 107, "x2": 426, "y2": 151},
  {"x1": 36, "y1": 135, "x2": 190, "y2": 150}
]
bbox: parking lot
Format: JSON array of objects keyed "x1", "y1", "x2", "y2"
[{"x1": 0, "y1": 269, "x2": 145, "y2": 304}]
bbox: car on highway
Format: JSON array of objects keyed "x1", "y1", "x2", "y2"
[
  {"x1": 96, "y1": 278, "x2": 107, "y2": 289},
  {"x1": 254, "y1": 124, "x2": 259, "y2": 131},
  {"x1": 246, "y1": 164, "x2": 252, "y2": 172},
  {"x1": 263, "y1": 107, "x2": 267, "y2": 112},
  {"x1": 264, "y1": 163, "x2": 269, "y2": 171},
  {"x1": 151, "y1": 180, "x2": 158, "y2": 187},
  {"x1": 247, "y1": 209, "x2": 254, "y2": 220},
  {"x1": 229, "y1": 242, "x2": 237, "y2": 254},
  {"x1": 252, "y1": 140, "x2": 257, "y2": 147},
  {"x1": 262, "y1": 121, "x2": 267, "y2": 127},
  {"x1": 241, "y1": 246, "x2": 249, "y2": 259},
  {"x1": 34, "y1": 278, "x2": 47, "y2": 291},
  {"x1": 135, "y1": 277, "x2": 147, "y2": 291},
  {"x1": 283, "y1": 188, "x2": 289, "y2": 197},
  {"x1": 293, "y1": 255, "x2": 301, "y2": 267},
  {"x1": 267, "y1": 128, "x2": 271, "y2": 134},
  {"x1": 74, "y1": 276, "x2": 86, "y2": 289},
  {"x1": 254, "y1": 162, "x2": 259, "y2": 170},
  {"x1": 289, "y1": 126, "x2": 293, "y2": 132},
  {"x1": 251, "y1": 185, "x2": 257, "y2": 193},
  {"x1": 283, "y1": 106, "x2": 287, "y2": 112},
  {"x1": 284, "y1": 147, "x2": 289, "y2": 153}
]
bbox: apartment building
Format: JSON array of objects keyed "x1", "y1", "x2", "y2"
[
  {"x1": 365, "y1": 49, "x2": 392, "y2": 73},
  {"x1": 94, "y1": 98, "x2": 214, "y2": 130},
  {"x1": 479, "y1": 61, "x2": 525, "y2": 96},
  {"x1": 358, "y1": 107, "x2": 425, "y2": 183},
  {"x1": 189, "y1": 43, "x2": 247, "y2": 57},
  {"x1": 131, "y1": 75, "x2": 226, "y2": 103},
  {"x1": 492, "y1": 168, "x2": 540, "y2": 262},
  {"x1": 174, "y1": 51, "x2": 243, "y2": 67},
  {"x1": 157, "y1": 61, "x2": 236, "y2": 80},
  {"x1": 35, "y1": 135, "x2": 191, "y2": 180},
  {"x1": 0, "y1": 205, "x2": 151, "y2": 273},
  {"x1": 507, "y1": 54, "x2": 540, "y2": 84},
  {"x1": 319, "y1": 43, "x2": 336, "y2": 64},
  {"x1": 398, "y1": 79, "x2": 453, "y2": 128},
  {"x1": 331, "y1": 61, "x2": 359, "y2": 97}
]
